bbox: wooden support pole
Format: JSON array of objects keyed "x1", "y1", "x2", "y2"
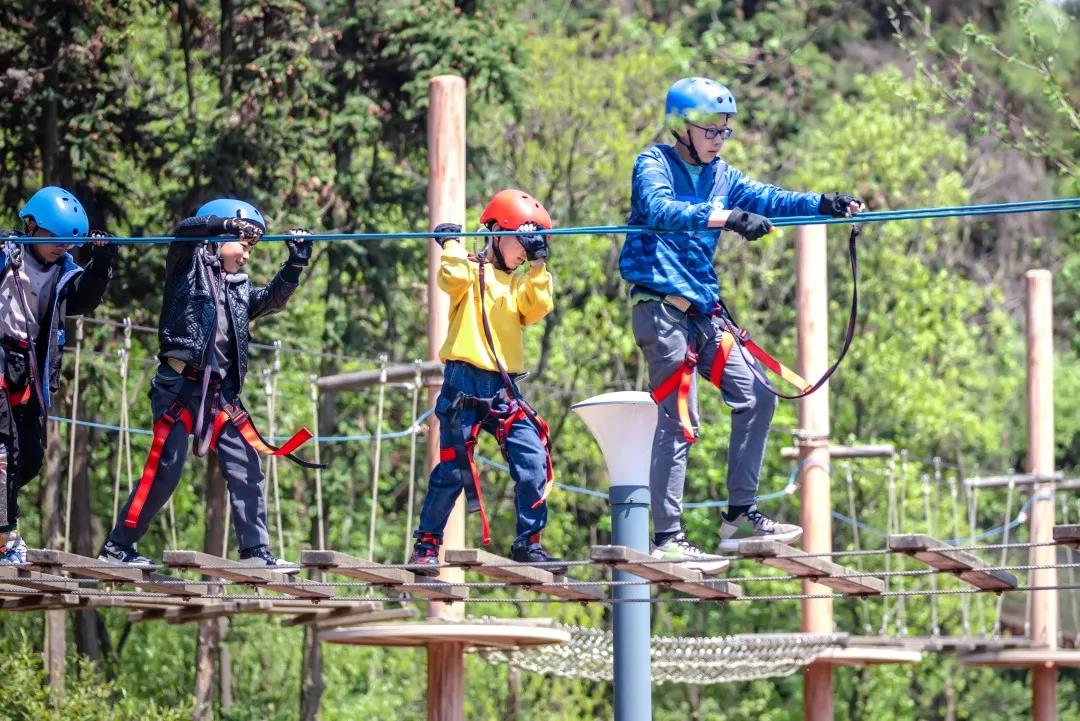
[
  {"x1": 426, "y1": 641, "x2": 466, "y2": 721},
  {"x1": 425, "y1": 73, "x2": 467, "y2": 721},
  {"x1": 426, "y1": 74, "x2": 466, "y2": 625},
  {"x1": 796, "y1": 224, "x2": 834, "y2": 720},
  {"x1": 1026, "y1": 269, "x2": 1058, "y2": 721},
  {"x1": 316, "y1": 360, "x2": 443, "y2": 393},
  {"x1": 42, "y1": 421, "x2": 65, "y2": 702}
]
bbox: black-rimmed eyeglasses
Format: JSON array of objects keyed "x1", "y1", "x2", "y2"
[{"x1": 690, "y1": 123, "x2": 734, "y2": 140}]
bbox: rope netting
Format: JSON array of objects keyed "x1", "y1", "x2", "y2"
[{"x1": 480, "y1": 626, "x2": 847, "y2": 684}]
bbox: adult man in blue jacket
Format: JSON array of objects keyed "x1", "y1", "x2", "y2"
[{"x1": 621, "y1": 77, "x2": 862, "y2": 572}]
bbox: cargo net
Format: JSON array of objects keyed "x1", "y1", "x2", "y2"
[{"x1": 480, "y1": 626, "x2": 846, "y2": 685}]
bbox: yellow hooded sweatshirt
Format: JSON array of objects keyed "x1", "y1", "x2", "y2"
[{"x1": 437, "y1": 239, "x2": 553, "y2": 373}]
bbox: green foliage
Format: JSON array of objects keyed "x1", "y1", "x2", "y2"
[
  {"x1": 0, "y1": 647, "x2": 188, "y2": 721},
  {"x1": 2, "y1": 2, "x2": 1080, "y2": 719}
]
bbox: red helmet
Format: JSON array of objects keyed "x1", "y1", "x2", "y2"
[{"x1": 479, "y1": 189, "x2": 552, "y2": 230}]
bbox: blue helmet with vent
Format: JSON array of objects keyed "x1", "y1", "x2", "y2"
[
  {"x1": 196, "y1": 198, "x2": 266, "y2": 231},
  {"x1": 19, "y1": 186, "x2": 89, "y2": 240},
  {"x1": 665, "y1": 77, "x2": 737, "y2": 122}
]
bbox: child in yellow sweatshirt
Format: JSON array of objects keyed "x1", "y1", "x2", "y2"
[{"x1": 410, "y1": 189, "x2": 565, "y2": 575}]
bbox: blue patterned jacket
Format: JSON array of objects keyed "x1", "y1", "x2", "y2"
[{"x1": 620, "y1": 144, "x2": 820, "y2": 314}]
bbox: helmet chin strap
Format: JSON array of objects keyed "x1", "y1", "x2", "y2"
[
  {"x1": 490, "y1": 238, "x2": 511, "y2": 272},
  {"x1": 674, "y1": 130, "x2": 706, "y2": 166},
  {"x1": 477, "y1": 224, "x2": 513, "y2": 272}
]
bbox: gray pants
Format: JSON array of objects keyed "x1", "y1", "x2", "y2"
[
  {"x1": 632, "y1": 301, "x2": 777, "y2": 534},
  {"x1": 110, "y1": 365, "x2": 270, "y2": 551}
]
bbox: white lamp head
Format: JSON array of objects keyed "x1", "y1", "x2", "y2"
[{"x1": 571, "y1": 391, "x2": 658, "y2": 488}]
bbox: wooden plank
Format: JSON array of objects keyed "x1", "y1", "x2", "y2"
[
  {"x1": 888, "y1": 534, "x2": 1017, "y2": 591},
  {"x1": 0, "y1": 594, "x2": 80, "y2": 611},
  {"x1": 164, "y1": 550, "x2": 328, "y2": 599},
  {"x1": 136, "y1": 572, "x2": 209, "y2": 598},
  {"x1": 164, "y1": 601, "x2": 276, "y2": 624},
  {"x1": 445, "y1": 548, "x2": 604, "y2": 602},
  {"x1": 590, "y1": 545, "x2": 742, "y2": 600},
  {"x1": 301, "y1": 550, "x2": 467, "y2": 602},
  {"x1": 1053, "y1": 525, "x2": 1080, "y2": 551},
  {"x1": 281, "y1": 606, "x2": 416, "y2": 629},
  {"x1": 28, "y1": 549, "x2": 150, "y2": 583},
  {"x1": 0, "y1": 565, "x2": 75, "y2": 593},
  {"x1": 739, "y1": 539, "x2": 884, "y2": 596}
]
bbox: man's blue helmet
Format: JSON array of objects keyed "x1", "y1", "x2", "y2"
[
  {"x1": 665, "y1": 77, "x2": 737, "y2": 122},
  {"x1": 19, "y1": 186, "x2": 89, "y2": 239},
  {"x1": 196, "y1": 198, "x2": 266, "y2": 231}
]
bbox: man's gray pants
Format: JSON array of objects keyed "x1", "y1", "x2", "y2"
[
  {"x1": 632, "y1": 300, "x2": 777, "y2": 535},
  {"x1": 110, "y1": 365, "x2": 270, "y2": 551}
]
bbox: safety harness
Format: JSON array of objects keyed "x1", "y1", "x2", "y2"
[
  {"x1": 2, "y1": 241, "x2": 45, "y2": 417},
  {"x1": 124, "y1": 245, "x2": 324, "y2": 530},
  {"x1": 123, "y1": 362, "x2": 323, "y2": 530},
  {"x1": 650, "y1": 225, "x2": 860, "y2": 443},
  {"x1": 436, "y1": 242, "x2": 555, "y2": 545}
]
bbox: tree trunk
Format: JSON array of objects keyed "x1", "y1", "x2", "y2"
[
  {"x1": 219, "y1": 0, "x2": 234, "y2": 106},
  {"x1": 193, "y1": 454, "x2": 227, "y2": 721},
  {"x1": 178, "y1": 0, "x2": 196, "y2": 121},
  {"x1": 71, "y1": 423, "x2": 103, "y2": 661},
  {"x1": 299, "y1": 620, "x2": 324, "y2": 721},
  {"x1": 41, "y1": 420, "x2": 65, "y2": 700}
]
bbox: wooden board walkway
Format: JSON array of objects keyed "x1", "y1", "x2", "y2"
[
  {"x1": 590, "y1": 545, "x2": 742, "y2": 600},
  {"x1": 888, "y1": 534, "x2": 1017, "y2": 591},
  {"x1": 444, "y1": 548, "x2": 604, "y2": 602},
  {"x1": 28, "y1": 549, "x2": 208, "y2": 597},
  {"x1": 739, "y1": 539, "x2": 885, "y2": 596},
  {"x1": 301, "y1": 550, "x2": 467, "y2": 602},
  {"x1": 164, "y1": 550, "x2": 330, "y2": 600}
]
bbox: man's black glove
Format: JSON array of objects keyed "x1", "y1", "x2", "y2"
[
  {"x1": 286, "y1": 229, "x2": 313, "y2": 267},
  {"x1": 818, "y1": 192, "x2": 865, "y2": 218},
  {"x1": 432, "y1": 222, "x2": 461, "y2": 248},
  {"x1": 724, "y1": 210, "x2": 773, "y2": 241},
  {"x1": 223, "y1": 217, "x2": 264, "y2": 241}
]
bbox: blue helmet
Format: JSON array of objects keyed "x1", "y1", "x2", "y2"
[
  {"x1": 196, "y1": 198, "x2": 266, "y2": 231},
  {"x1": 665, "y1": 77, "x2": 737, "y2": 123},
  {"x1": 19, "y1": 186, "x2": 89, "y2": 239}
]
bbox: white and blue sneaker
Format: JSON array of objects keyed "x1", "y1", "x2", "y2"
[
  {"x1": 650, "y1": 532, "x2": 730, "y2": 576},
  {"x1": 0, "y1": 532, "x2": 28, "y2": 565},
  {"x1": 718, "y1": 505, "x2": 802, "y2": 552}
]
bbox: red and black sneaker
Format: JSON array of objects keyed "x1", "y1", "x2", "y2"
[{"x1": 409, "y1": 533, "x2": 442, "y2": 577}]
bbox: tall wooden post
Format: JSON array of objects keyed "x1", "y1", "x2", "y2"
[
  {"x1": 1026, "y1": 269, "x2": 1057, "y2": 720},
  {"x1": 425, "y1": 74, "x2": 467, "y2": 721},
  {"x1": 796, "y1": 224, "x2": 834, "y2": 720}
]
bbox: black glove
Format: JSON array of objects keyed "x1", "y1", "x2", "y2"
[
  {"x1": 286, "y1": 229, "x2": 313, "y2": 267},
  {"x1": 724, "y1": 210, "x2": 773, "y2": 241},
  {"x1": 87, "y1": 232, "x2": 118, "y2": 262},
  {"x1": 818, "y1": 192, "x2": 864, "y2": 218},
  {"x1": 223, "y1": 217, "x2": 264, "y2": 241},
  {"x1": 432, "y1": 222, "x2": 461, "y2": 248},
  {"x1": 519, "y1": 233, "x2": 549, "y2": 261}
]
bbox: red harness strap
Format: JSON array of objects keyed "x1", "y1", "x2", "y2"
[
  {"x1": 211, "y1": 402, "x2": 320, "y2": 466},
  {"x1": 650, "y1": 348, "x2": 700, "y2": 444},
  {"x1": 494, "y1": 402, "x2": 555, "y2": 509},
  {"x1": 0, "y1": 377, "x2": 31, "y2": 408},
  {"x1": 439, "y1": 422, "x2": 490, "y2": 544},
  {"x1": 732, "y1": 328, "x2": 812, "y2": 393},
  {"x1": 124, "y1": 403, "x2": 193, "y2": 529}
]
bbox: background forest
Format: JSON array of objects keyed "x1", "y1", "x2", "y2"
[{"x1": 2, "y1": 0, "x2": 1080, "y2": 719}]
